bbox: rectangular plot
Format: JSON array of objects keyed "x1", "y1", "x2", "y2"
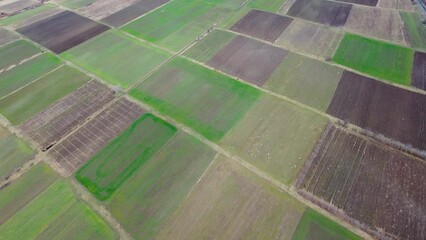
[
  {"x1": 0, "y1": 0, "x2": 40, "y2": 16},
  {"x1": 17, "y1": 10, "x2": 109, "y2": 53},
  {"x1": 101, "y1": 0, "x2": 170, "y2": 27},
  {"x1": 412, "y1": 51, "x2": 426, "y2": 90},
  {"x1": 79, "y1": 0, "x2": 140, "y2": 19},
  {"x1": 299, "y1": 125, "x2": 426, "y2": 240},
  {"x1": 207, "y1": 35, "x2": 288, "y2": 87},
  {"x1": 334, "y1": 0, "x2": 377, "y2": 6},
  {"x1": 377, "y1": 0, "x2": 413, "y2": 10},
  {"x1": 401, "y1": 11, "x2": 426, "y2": 51},
  {"x1": 19, "y1": 80, "x2": 115, "y2": 150},
  {"x1": 230, "y1": 10, "x2": 293, "y2": 42},
  {"x1": 287, "y1": 0, "x2": 352, "y2": 27},
  {"x1": 0, "y1": 28, "x2": 19, "y2": 46},
  {"x1": 49, "y1": 98, "x2": 144, "y2": 175},
  {"x1": 327, "y1": 71, "x2": 426, "y2": 152},
  {"x1": 0, "y1": 40, "x2": 39, "y2": 70}
]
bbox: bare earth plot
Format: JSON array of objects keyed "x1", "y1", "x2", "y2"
[
  {"x1": 0, "y1": 0, "x2": 40, "y2": 16},
  {"x1": 411, "y1": 51, "x2": 426, "y2": 90},
  {"x1": 19, "y1": 80, "x2": 115, "y2": 150},
  {"x1": 78, "y1": 0, "x2": 141, "y2": 20},
  {"x1": 0, "y1": 125, "x2": 34, "y2": 180},
  {"x1": 334, "y1": 0, "x2": 377, "y2": 6},
  {"x1": 230, "y1": 9, "x2": 293, "y2": 42},
  {"x1": 264, "y1": 52, "x2": 343, "y2": 111},
  {"x1": 49, "y1": 98, "x2": 144, "y2": 175},
  {"x1": 108, "y1": 132, "x2": 216, "y2": 240},
  {"x1": 287, "y1": 0, "x2": 352, "y2": 27},
  {"x1": 207, "y1": 35, "x2": 288, "y2": 87},
  {"x1": 0, "y1": 28, "x2": 19, "y2": 46},
  {"x1": 298, "y1": 125, "x2": 426, "y2": 240},
  {"x1": 275, "y1": 20, "x2": 344, "y2": 59},
  {"x1": 221, "y1": 94, "x2": 327, "y2": 185},
  {"x1": 344, "y1": 6, "x2": 409, "y2": 46},
  {"x1": 327, "y1": 71, "x2": 426, "y2": 154},
  {"x1": 0, "y1": 40, "x2": 39, "y2": 70},
  {"x1": 130, "y1": 57, "x2": 261, "y2": 142},
  {"x1": 377, "y1": 0, "x2": 413, "y2": 10},
  {"x1": 101, "y1": 0, "x2": 170, "y2": 27},
  {"x1": 17, "y1": 10, "x2": 109, "y2": 53}
]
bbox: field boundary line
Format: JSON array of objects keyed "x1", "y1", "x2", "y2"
[
  {"x1": 0, "y1": 64, "x2": 65, "y2": 101},
  {"x1": 0, "y1": 36, "x2": 22, "y2": 48},
  {"x1": 0, "y1": 51, "x2": 43, "y2": 74},
  {"x1": 0, "y1": 153, "x2": 43, "y2": 189}
]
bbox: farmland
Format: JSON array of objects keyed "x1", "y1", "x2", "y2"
[
  {"x1": 0, "y1": 39, "x2": 39, "y2": 70},
  {"x1": 411, "y1": 51, "x2": 426, "y2": 90},
  {"x1": 401, "y1": 11, "x2": 426, "y2": 50},
  {"x1": 332, "y1": 33, "x2": 414, "y2": 86},
  {"x1": 0, "y1": 28, "x2": 19, "y2": 46}
]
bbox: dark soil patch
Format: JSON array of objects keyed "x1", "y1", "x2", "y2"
[
  {"x1": 19, "y1": 80, "x2": 115, "y2": 150},
  {"x1": 334, "y1": 0, "x2": 378, "y2": 6},
  {"x1": 207, "y1": 35, "x2": 288, "y2": 87},
  {"x1": 101, "y1": 0, "x2": 169, "y2": 27},
  {"x1": 17, "y1": 10, "x2": 109, "y2": 53},
  {"x1": 412, "y1": 51, "x2": 426, "y2": 90},
  {"x1": 230, "y1": 9, "x2": 293, "y2": 43},
  {"x1": 287, "y1": 0, "x2": 352, "y2": 27},
  {"x1": 327, "y1": 70, "x2": 426, "y2": 152},
  {"x1": 48, "y1": 98, "x2": 144, "y2": 175},
  {"x1": 299, "y1": 125, "x2": 426, "y2": 240}
]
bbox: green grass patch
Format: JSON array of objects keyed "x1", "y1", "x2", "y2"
[
  {"x1": 183, "y1": 29, "x2": 236, "y2": 62},
  {"x1": 36, "y1": 202, "x2": 117, "y2": 240},
  {"x1": 0, "y1": 163, "x2": 57, "y2": 224},
  {"x1": 0, "y1": 53, "x2": 62, "y2": 98},
  {"x1": 0, "y1": 28, "x2": 19, "y2": 46},
  {"x1": 62, "y1": 31, "x2": 170, "y2": 88},
  {"x1": 248, "y1": 0, "x2": 287, "y2": 12},
  {"x1": 130, "y1": 57, "x2": 260, "y2": 142},
  {"x1": 76, "y1": 113, "x2": 177, "y2": 201},
  {"x1": 291, "y1": 208, "x2": 362, "y2": 240},
  {"x1": 0, "y1": 40, "x2": 40, "y2": 70},
  {"x1": 0, "y1": 65, "x2": 90, "y2": 125},
  {"x1": 59, "y1": 0, "x2": 97, "y2": 9},
  {"x1": 0, "y1": 4, "x2": 56, "y2": 26},
  {"x1": 108, "y1": 132, "x2": 216, "y2": 239},
  {"x1": 332, "y1": 33, "x2": 414, "y2": 86},
  {"x1": 401, "y1": 11, "x2": 426, "y2": 51}
]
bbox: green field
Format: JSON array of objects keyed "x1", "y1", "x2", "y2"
[
  {"x1": 183, "y1": 29, "x2": 236, "y2": 62},
  {"x1": 108, "y1": 132, "x2": 216, "y2": 239},
  {"x1": 0, "y1": 53, "x2": 62, "y2": 98},
  {"x1": 291, "y1": 208, "x2": 362, "y2": 240},
  {"x1": 0, "y1": 4, "x2": 57, "y2": 27},
  {"x1": 76, "y1": 113, "x2": 177, "y2": 200},
  {"x1": 265, "y1": 52, "x2": 343, "y2": 111},
  {"x1": 221, "y1": 94, "x2": 327, "y2": 185},
  {"x1": 0, "y1": 28, "x2": 19, "y2": 46},
  {"x1": 248, "y1": 0, "x2": 287, "y2": 12},
  {"x1": 122, "y1": 0, "x2": 237, "y2": 52},
  {"x1": 158, "y1": 155, "x2": 306, "y2": 239},
  {"x1": 0, "y1": 40, "x2": 40, "y2": 70},
  {"x1": 0, "y1": 126, "x2": 35, "y2": 179},
  {"x1": 401, "y1": 12, "x2": 426, "y2": 51},
  {"x1": 0, "y1": 66, "x2": 90, "y2": 125},
  {"x1": 59, "y1": 0, "x2": 96, "y2": 9},
  {"x1": 130, "y1": 57, "x2": 261, "y2": 142},
  {"x1": 62, "y1": 31, "x2": 170, "y2": 88},
  {"x1": 332, "y1": 33, "x2": 414, "y2": 86}
]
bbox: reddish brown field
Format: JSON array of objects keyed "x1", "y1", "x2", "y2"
[
  {"x1": 207, "y1": 36, "x2": 288, "y2": 87},
  {"x1": 230, "y1": 10, "x2": 293, "y2": 43},
  {"x1": 17, "y1": 11, "x2": 109, "y2": 53},
  {"x1": 298, "y1": 124, "x2": 426, "y2": 240},
  {"x1": 412, "y1": 51, "x2": 426, "y2": 90},
  {"x1": 48, "y1": 98, "x2": 144, "y2": 175},
  {"x1": 19, "y1": 80, "x2": 115, "y2": 150},
  {"x1": 101, "y1": 0, "x2": 169, "y2": 27},
  {"x1": 327, "y1": 71, "x2": 426, "y2": 153}
]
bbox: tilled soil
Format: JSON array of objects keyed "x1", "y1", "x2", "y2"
[{"x1": 412, "y1": 51, "x2": 426, "y2": 90}]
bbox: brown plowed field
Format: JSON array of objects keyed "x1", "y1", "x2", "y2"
[
  {"x1": 230, "y1": 10, "x2": 293, "y2": 43},
  {"x1": 101, "y1": 0, "x2": 169, "y2": 27},
  {"x1": 298, "y1": 124, "x2": 426, "y2": 240},
  {"x1": 17, "y1": 11, "x2": 109, "y2": 53},
  {"x1": 19, "y1": 80, "x2": 115, "y2": 150},
  {"x1": 287, "y1": 0, "x2": 352, "y2": 27},
  {"x1": 48, "y1": 98, "x2": 144, "y2": 175},
  {"x1": 327, "y1": 71, "x2": 426, "y2": 152},
  {"x1": 207, "y1": 36, "x2": 288, "y2": 87},
  {"x1": 412, "y1": 51, "x2": 426, "y2": 90}
]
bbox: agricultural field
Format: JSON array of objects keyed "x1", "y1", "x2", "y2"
[
  {"x1": 0, "y1": 0, "x2": 41, "y2": 16},
  {"x1": 344, "y1": 6, "x2": 408, "y2": 46},
  {"x1": 221, "y1": 94, "x2": 327, "y2": 185},
  {"x1": 0, "y1": 125, "x2": 34, "y2": 180},
  {"x1": 275, "y1": 20, "x2": 344, "y2": 59},
  {"x1": 377, "y1": 0, "x2": 413, "y2": 10},
  {"x1": 247, "y1": 0, "x2": 287, "y2": 12},
  {"x1": 0, "y1": 39, "x2": 39, "y2": 70},
  {"x1": 401, "y1": 11, "x2": 426, "y2": 50},
  {"x1": 76, "y1": 113, "x2": 177, "y2": 200},
  {"x1": 107, "y1": 132, "x2": 216, "y2": 239},
  {"x1": 298, "y1": 124, "x2": 426, "y2": 240},
  {"x1": 332, "y1": 33, "x2": 414, "y2": 86},
  {"x1": 0, "y1": 163, "x2": 118, "y2": 239},
  {"x1": 62, "y1": 31, "x2": 170, "y2": 88},
  {"x1": 130, "y1": 57, "x2": 261, "y2": 142},
  {"x1": 0, "y1": 27, "x2": 19, "y2": 46},
  {"x1": 0, "y1": 3, "x2": 62, "y2": 28},
  {"x1": 411, "y1": 51, "x2": 426, "y2": 90}
]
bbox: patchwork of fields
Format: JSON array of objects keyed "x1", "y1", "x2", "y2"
[{"x1": 0, "y1": 0, "x2": 425, "y2": 239}]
